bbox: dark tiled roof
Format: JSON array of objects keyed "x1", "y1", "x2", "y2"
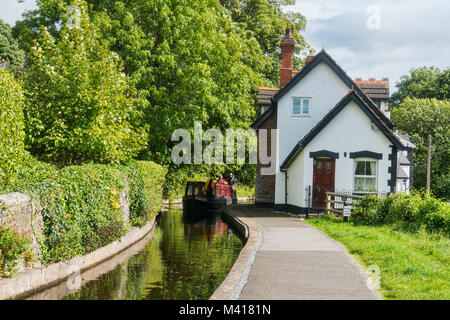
[
  {"x1": 355, "y1": 79, "x2": 390, "y2": 100},
  {"x1": 258, "y1": 87, "x2": 278, "y2": 106}
]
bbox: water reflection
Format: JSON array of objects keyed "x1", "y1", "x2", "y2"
[{"x1": 59, "y1": 206, "x2": 243, "y2": 300}]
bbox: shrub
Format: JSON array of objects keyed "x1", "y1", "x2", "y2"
[
  {"x1": 1, "y1": 156, "x2": 165, "y2": 265},
  {"x1": 0, "y1": 226, "x2": 33, "y2": 277},
  {"x1": 0, "y1": 68, "x2": 26, "y2": 189},
  {"x1": 36, "y1": 164, "x2": 127, "y2": 263},
  {"x1": 121, "y1": 161, "x2": 167, "y2": 227},
  {"x1": 351, "y1": 195, "x2": 379, "y2": 223},
  {"x1": 353, "y1": 192, "x2": 450, "y2": 236}
]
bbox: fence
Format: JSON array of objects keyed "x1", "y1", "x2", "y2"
[{"x1": 325, "y1": 191, "x2": 388, "y2": 215}]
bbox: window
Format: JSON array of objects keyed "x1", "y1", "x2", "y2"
[
  {"x1": 293, "y1": 98, "x2": 311, "y2": 116},
  {"x1": 354, "y1": 160, "x2": 377, "y2": 192}
]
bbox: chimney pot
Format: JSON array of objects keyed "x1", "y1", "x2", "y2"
[{"x1": 280, "y1": 26, "x2": 295, "y2": 88}]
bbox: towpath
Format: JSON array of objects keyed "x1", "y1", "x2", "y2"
[{"x1": 228, "y1": 205, "x2": 379, "y2": 300}]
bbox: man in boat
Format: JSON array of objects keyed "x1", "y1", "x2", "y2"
[
  {"x1": 228, "y1": 173, "x2": 236, "y2": 198},
  {"x1": 204, "y1": 176, "x2": 215, "y2": 197}
]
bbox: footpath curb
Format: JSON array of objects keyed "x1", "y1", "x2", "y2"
[
  {"x1": 210, "y1": 207, "x2": 262, "y2": 300},
  {"x1": 0, "y1": 218, "x2": 157, "y2": 300}
]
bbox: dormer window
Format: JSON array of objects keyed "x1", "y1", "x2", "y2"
[{"x1": 293, "y1": 98, "x2": 311, "y2": 116}]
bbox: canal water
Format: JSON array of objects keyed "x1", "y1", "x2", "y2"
[{"x1": 34, "y1": 206, "x2": 243, "y2": 300}]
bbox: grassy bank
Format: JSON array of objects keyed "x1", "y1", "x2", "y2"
[{"x1": 307, "y1": 219, "x2": 450, "y2": 300}]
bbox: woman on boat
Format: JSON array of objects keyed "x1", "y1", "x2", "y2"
[{"x1": 217, "y1": 175, "x2": 227, "y2": 184}]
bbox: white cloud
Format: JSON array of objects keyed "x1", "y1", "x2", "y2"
[
  {"x1": 0, "y1": 0, "x2": 37, "y2": 25},
  {"x1": 286, "y1": 0, "x2": 450, "y2": 89}
]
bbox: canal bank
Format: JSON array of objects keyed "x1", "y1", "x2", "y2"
[
  {"x1": 214, "y1": 205, "x2": 382, "y2": 300},
  {"x1": 0, "y1": 218, "x2": 157, "y2": 300},
  {"x1": 11, "y1": 206, "x2": 243, "y2": 300}
]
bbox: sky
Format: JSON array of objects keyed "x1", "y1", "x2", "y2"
[
  {"x1": 286, "y1": 0, "x2": 450, "y2": 89},
  {"x1": 1, "y1": 0, "x2": 449, "y2": 89}
]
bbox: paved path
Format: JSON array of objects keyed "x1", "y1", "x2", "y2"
[{"x1": 232, "y1": 205, "x2": 379, "y2": 300}]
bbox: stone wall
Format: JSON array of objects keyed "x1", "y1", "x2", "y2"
[
  {"x1": 0, "y1": 178, "x2": 131, "y2": 275},
  {"x1": 0, "y1": 193, "x2": 43, "y2": 266}
]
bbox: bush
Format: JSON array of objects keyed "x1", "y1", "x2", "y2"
[
  {"x1": 121, "y1": 161, "x2": 167, "y2": 227},
  {"x1": 0, "y1": 68, "x2": 26, "y2": 189},
  {"x1": 353, "y1": 192, "x2": 450, "y2": 236},
  {"x1": 0, "y1": 226, "x2": 33, "y2": 277},
  {"x1": 1, "y1": 159, "x2": 165, "y2": 265},
  {"x1": 36, "y1": 164, "x2": 127, "y2": 263}
]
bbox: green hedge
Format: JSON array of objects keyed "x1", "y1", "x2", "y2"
[
  {"x1": 1, "y1": 159, "x2": 166, "y2": 266},
  {"x1": 352, "y1": 192, "x2": 450, "y2": 236},
  {"x1": 121, "y1": 161, "x2": 167, "y2": 227},
  {"x1": 0, "y1": 68, "x2": 26, "y2": 188}
]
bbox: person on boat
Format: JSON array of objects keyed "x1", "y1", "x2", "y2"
[
  {"x1": 204, "y1": 176, "x2": 215, "y2": 197},
  {"x1": 217, "y1": 175, "x2": 227, "y2": 184},
  {"x1": 227, "y1": 173, "x2": 236, "y2": 198},
  {"x1": 227, "y1": 173, "x2": 236, "y2": 188}
]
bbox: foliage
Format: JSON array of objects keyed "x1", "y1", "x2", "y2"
[
  {"x1": 0, "y1": 225, "x2": 33, "y2": 277},
  {"x1": 390, "y1": 66, "x2": 450, "y2": 108},
  {"x1": 1, "y1": 158, "x2": 165, "y2": 265},
  {"x1": 235, "y1": 184, "x2": 255, "y2": 198},
  {"x1": 0, "y1": 68, "x2": 26, "y2": 188},
  {"x1": 12, "y1": 0, "x2": 303, "y2": 192},
  {"x1": 34, "y1": 164, "x2": 127, "y2": 263},
  {"x1": 219, "y1": 0, "x2": 308, "y2": 85},
  {"x1": 23, "y1": 0, "x2": 146, "y2": 166},
  {"x1": 308, "y1": 219, "x2": 450, "y2": 300},
  {"x1": 121, "y1": 161, "x2": 167, "y2": 227},
  {"x1": 391, "y1": 98, "x2": 450, "y2": 199},
  {"x1": 0, "y1": 19, "x2": 25, "y2": 68},
  {"x1": 352, "y1": 192, "x2": 450, "y2": 236}
]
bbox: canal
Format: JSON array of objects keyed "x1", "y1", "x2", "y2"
[{"x1": 28, "y1": 205, "x2": 243, "y2": 300}]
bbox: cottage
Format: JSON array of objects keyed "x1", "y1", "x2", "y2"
[{"x1": 252, "y1": 27, "x2": 415, "y2": 213}]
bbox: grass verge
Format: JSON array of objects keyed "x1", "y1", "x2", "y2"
[{"x1": 307, "y1": 218, "x2": 450, "y2": 300}]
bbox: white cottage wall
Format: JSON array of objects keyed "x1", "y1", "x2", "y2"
[
  {"x1": 285, "y1": 100, "x2": 393, "y2": 208},
  {"x1": 274, "y1": 62, "x2": 350, "y2": 205}
]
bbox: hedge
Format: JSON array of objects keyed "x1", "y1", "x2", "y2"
[
  {"x1": 352, "y1": 192, "x2": 450, "y2": 236},
  {"x1": 0, "y1": 159, "x2": 166, "y2": 269},
  {"x1": 0, "y1": 68, "x2": 26, "y2": 188}
]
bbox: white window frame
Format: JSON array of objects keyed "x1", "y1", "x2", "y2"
[
  {"x1": 353, "y1": 158, "x2": 378, "y2": 193},
  {"x1": 292, "y1": 97, "x2": 312, "y2": 117}
]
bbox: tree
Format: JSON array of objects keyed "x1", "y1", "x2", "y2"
[
  {"x1": 24, "y1": 0, "x2": 146, "y2": 166},
  {"x1": 219, "y1": 0, "x2": 308, "y2": 86},
  {"x1": 390, "y1": 66, "x2": 450, "y2": 108},
  {"x1": 391, "y1": 98, "x2": 450, "y2": 198},
  {"x1": 0, "y1": 19, "x2": 25, "y2": 68},
  {"x1": 0, "y1": 68, "x2": 26, "y2": 187}
]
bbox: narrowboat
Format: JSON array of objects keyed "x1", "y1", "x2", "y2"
[{"x1": 183, "y1": 181, "x2": 237, "y2": 213}]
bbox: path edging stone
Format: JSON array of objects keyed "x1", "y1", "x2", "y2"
[{"x1": 210, "y1": 207, "x2": 262, "y2": 300}]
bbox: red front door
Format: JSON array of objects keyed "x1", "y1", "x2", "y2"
[{"x1": 312, "y1": 158, "x2": 335, "y2": 209}]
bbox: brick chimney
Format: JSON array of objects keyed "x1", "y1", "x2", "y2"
[
  {"x1": 304, "y1": 49, "x2": 316, "y2": 65},
  {"x1": 280, "y1": 25, "x2": 295, "y2": 88}
]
